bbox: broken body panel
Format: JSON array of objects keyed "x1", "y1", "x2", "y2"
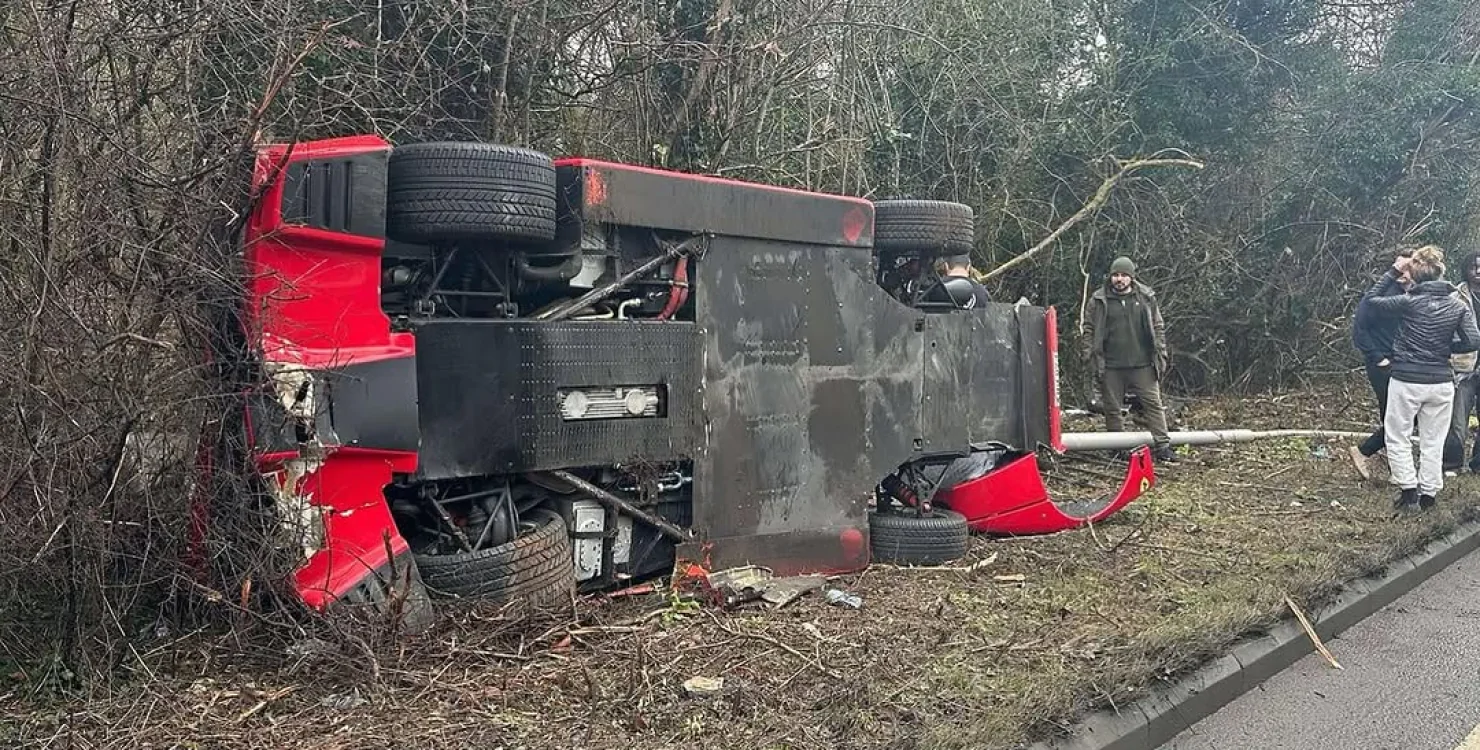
[
  {"x1": 935, "y1": 447, "x2": 1156, "y2": 535},
  {"x1": 230, "y1": 134, "x2": 1147, "y2": 614},
  {"x1": 241, "y1": 136, "x2": 418, "y2": 609}
]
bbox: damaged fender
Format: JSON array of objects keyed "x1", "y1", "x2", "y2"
[{"x1": 935, "y1": 447, "x2": 1156, "y2": 536}]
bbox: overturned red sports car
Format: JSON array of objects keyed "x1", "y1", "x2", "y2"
[{"x1": 213, "y1": 135, "x2": 1154, "y2": 625}]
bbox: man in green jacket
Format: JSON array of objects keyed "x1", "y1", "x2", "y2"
[{"x1": 1083, "y1": 257, "x2": 1177, "y2": 463}]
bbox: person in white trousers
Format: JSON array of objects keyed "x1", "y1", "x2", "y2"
[{"x1": 1361, "y1": 246, "x2": 1480, "y2": 513}]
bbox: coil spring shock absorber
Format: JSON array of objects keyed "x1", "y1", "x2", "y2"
[{"x1": 880, "y1": 473, "x2": 931, "y2": 514}]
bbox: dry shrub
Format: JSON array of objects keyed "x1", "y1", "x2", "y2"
[{"x1": 0, "y1": 0, "x2": 332, "y2": 691}]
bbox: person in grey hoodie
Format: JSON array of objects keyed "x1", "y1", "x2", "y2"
[{"x1": 1362, "y1": 245, "x2": 1480, "y2": 513}]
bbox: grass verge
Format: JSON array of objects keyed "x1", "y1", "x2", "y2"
[{"x1": 4, "y1": 382, "x2": 1477, "y2": 750}]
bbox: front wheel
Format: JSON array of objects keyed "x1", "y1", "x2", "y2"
[
  {"x1": 872, "y1": 199, "x2": 975, "y2": 255},
  {"x1": 868, "y1": 507, "x2": 969, "y2": 565},
  {"x1": 386, "y1": 141, "x2": 558, "y2": 244},
  {"x1": 412, "y1": 508, "x2": 575, "y2": 609}
]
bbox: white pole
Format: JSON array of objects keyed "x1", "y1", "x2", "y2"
[{"x1": 1059, "y1": 429, "x2": 1370, "y2": 452}]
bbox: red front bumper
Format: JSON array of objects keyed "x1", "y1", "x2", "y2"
[
  {"x1": 236, "y1": 135, "x2": 418, "y2": 611},
  {"x1": 935, "y1": 447, "x2": 1156, "y2": 535}
]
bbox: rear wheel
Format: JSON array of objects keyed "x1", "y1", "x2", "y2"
[
  {"x1": 869, "y1": 507, "x2": 970, "y2": 565},
  {"x1": 872, "y1": 199, "x2": 975, "y2": 255},
  {"x1": 413, "y1": 508, "x2": 575, "y2": 609},
  {"x1": 332, "y1": 556, "x2": 437, "y2": 634},
  {"x1": 386, "y1": 142, "x2": 558, "y2": 244}
]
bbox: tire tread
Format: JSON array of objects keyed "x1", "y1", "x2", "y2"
[
  {"x1": 873, "y1": 199, "x2": 975, "y2": 254},
  {"x1": 869, "y1": 508, "x2": 970, "y2": 565},
  {"x1": 386, "y1": 141, "x2": 558, "y2": 243}
]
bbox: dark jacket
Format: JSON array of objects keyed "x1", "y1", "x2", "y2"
[
  {"x1": 1083, "y1": 280, "x2": 1168, "y2": 376},
  {"x1": 1352, "y1": 273, "x2": 1403, "y2": 363},
  {"x1": 1362, "y1": 269, "x2": 1480, "y2": 384},
  {"x1": 921, "y1": 274, "x2": 992, "y2": 309},
  {"x1": 1454, "y1": 283, "x2": 1480, "y2": 375}
]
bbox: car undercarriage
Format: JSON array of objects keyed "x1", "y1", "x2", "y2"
[{"x1": 214, "y1": 135, "x2": 1153, "y2": 627}]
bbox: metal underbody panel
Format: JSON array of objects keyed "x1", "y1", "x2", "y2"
[
  {"x1": 686, "y1": 234, "x2": 1046, "y2": 573},
  {"x1": 341, "y1": 156, "x2": 1054, "y2": 579},
  {"x1": 413, "y1": 320, "x2": 704, "y2": 478}
]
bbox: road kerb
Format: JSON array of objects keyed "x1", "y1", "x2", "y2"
[{"x1": 1025, "y1": 520, "x2": 1480, "y2": 750}]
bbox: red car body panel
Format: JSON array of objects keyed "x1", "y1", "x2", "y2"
[
  {"x1": 244, "y1": 134, "x2": 416, "y2": 609},
  {"x1": 935, "y1": 446, "x2": 1156, "y2": 536}
]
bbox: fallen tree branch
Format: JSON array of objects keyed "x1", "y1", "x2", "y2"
[
  {"x1": 1285, "y1": 595, "x2": 1342, "y2": 670},
  {"x1": 704, "y1": 611, "x2": 842, "y2": 679},
  {"x1": 981, "y1": 153, "x2": 1206, "y2": 283}
]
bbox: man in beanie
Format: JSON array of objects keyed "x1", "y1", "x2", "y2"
[
  {"x1": 920, "y1": 253, "x2": 992, "y2": 309},
  {"x1": 1082, "y1": 256, "x2": 1176, "y2": 463}
]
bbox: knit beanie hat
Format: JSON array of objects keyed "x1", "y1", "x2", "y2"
[{"x1": 1109, "y1": 256, "x2": 1136, "y2": 276}]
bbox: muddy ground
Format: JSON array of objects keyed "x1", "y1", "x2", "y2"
[{"x1": 5, "y1": 378, "x2": 1479, "y2": 749}]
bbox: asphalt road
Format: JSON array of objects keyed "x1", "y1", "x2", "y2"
[{"x1": 1164, "y1": 547, "x2": 1480, "y2": 750}]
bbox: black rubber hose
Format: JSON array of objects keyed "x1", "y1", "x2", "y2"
[{"x1": 515, "y1": 252, "x2": 582, "y2": 281}]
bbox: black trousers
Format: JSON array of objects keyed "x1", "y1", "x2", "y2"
[
  {"x1": 1099, "y1": 366, "x2": 1170, "y2": 447},
  {"x1": 1359, "y1": 359, "x2": 1390, "y2": 457},
  {"x1": 1443, "y1": 372, "x2": 1480, "y2": 471}
]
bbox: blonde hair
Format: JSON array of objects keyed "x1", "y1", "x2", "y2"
[{"x1": 1410, "y1": 244, "x2": 1446, "y2": 283}]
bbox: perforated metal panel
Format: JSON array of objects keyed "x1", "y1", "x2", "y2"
[{"x1": 412, "y1": 319, "x2": 704, "y2": 478}]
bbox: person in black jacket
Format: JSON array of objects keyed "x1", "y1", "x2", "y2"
[
  {"x1": 919, "y1": 254, "x2": 993, "y2": 309},
  {"x1": 1362, "y1": 245, "x2": 1480, "y2": 512},
  {"x1": 1350, "y1": 248, "x2": 1413, "y2": 476}
]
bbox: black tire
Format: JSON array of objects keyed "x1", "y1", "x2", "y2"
[
  {"x1": 869, "y1": 508, "x2": 970, "y2": 565},
  {"x1": 413, "y1": 509, "x2": 575, "y2": 608},
  {"x1": 873, "y1": 199, "x2": 975, "y2": 254},
  {"x1": 330, "y1": 556, "x2": 438, "y2": 634},
  {"x1": 386, "y1": 142, "x2": 557, "y2": 244}
]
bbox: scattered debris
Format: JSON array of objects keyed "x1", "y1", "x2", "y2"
[
  {"x1": 760, "y1": 575, "x2": 826, "y2": 607},
  {"x1": 994, "y1": 574, "x2": 1028, "y2": 584},
  {"x1": 1286, "y1": 595, "x2": 1343, "y2": 670},
  {"x1": 284, "y1": 639, "x2": 337, "y2": 659},
  {"x1": 606, "y1": 583, "x2": 657, "y2": 599},
  {"x1": 682, "y1": 676, "x2": 726, "y2": 697},
  {"x1": 824, "y1": 588, "x2": 863, "y2": 609},
  {"x1": 702, "y1": 564, "x2": 774, "y2": 608},
  {"x1": 318, "y1": 688, "x2": 368, "y2": 709},
  {"x1": 686, "y1": 565, "x2": 827, "y2": 609}
]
